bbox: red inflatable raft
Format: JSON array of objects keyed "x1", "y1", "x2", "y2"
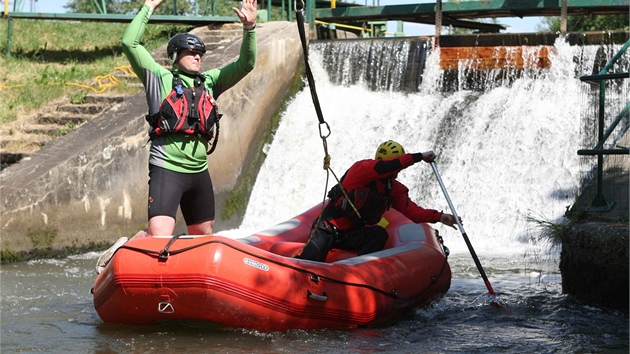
[{"x1": 92, "y1": 204, "x2": 451, "y2": 331}]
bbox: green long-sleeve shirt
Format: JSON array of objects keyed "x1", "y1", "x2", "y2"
[{"x1": 122, "y1": 4, "x2": 256, "y2": 173}]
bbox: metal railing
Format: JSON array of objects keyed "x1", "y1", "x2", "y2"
[{"x1": 578, "y1": 39, "x2": 630, "y2": 212}]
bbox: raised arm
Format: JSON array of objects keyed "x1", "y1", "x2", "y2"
[{"x1": 121, "y1": 1, "x2": 164, "y2": 83}]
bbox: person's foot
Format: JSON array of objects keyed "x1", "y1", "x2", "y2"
[{"x1": 96, "y1": 237, "x2": 128, "y2": 274}]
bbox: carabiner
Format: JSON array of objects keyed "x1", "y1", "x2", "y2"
[{"x1": 318, "y1": 121, "x2": 331, "y2": 139}]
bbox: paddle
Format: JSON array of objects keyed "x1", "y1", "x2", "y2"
[{"x1": 430, "y1": 162, "x2": 501, "y2": 304}]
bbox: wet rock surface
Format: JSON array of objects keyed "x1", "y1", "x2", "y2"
[{"x1": 561, "y1": 222, "x2": 629, "y2": 312}]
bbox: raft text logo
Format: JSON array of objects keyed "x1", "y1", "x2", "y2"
[{"x1": 243, "y1": 258, "x2": 269, "y2": 271}]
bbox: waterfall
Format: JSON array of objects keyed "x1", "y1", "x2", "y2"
[{"x1": 231, "y1": 36, "x2": 627, "y2": 257}]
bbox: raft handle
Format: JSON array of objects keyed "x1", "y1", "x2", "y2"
[
  {"x1": 307, "y1": 290, "x2": 328, "y2": 302},
  {"x1": 158, "y1": 301, "x2": 175, "y2": 314}
]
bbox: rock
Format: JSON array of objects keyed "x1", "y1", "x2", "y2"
[{"x1": 560, "y1": 222, "x2": 629, "y2": 312}]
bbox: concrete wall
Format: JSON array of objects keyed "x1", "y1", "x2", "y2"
[
  {"x1": 0, "y1": 21, "x2": 303, "y2": 254},
  {"x1": 561, "y1": 223, "x2": 629, "y2": 311}
]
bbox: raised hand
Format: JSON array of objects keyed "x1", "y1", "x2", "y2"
[
  {"x1": 233, "y1": 0, "x2": 258, "y2": 26},
  {"x1": 421, "y1": 151, "x2": 437, "y2": 163},
  {"x1": 145, "y1": 0, "x2": 163, "y2": 10}
]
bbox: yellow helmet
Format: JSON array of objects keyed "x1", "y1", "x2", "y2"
[{"x1": 375, "y1": 140, "x2": 406, "y2": 160}]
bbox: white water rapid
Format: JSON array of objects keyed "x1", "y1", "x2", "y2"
[{"x1": 227, "y1": 37, "x2": 625, "y2": 257}]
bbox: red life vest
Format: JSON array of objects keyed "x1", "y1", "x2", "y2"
[{"x1": 146, "y1": 74, "x2": 220, "y2": 140}]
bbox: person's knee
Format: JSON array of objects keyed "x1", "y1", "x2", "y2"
[
  {"x1": 296, "y1": 226, "x2": 334, "y2": 261},
  {"x1": 148, "y1": 216, "x2": 176, "y2": 236},
  {"x1": 187, "y1": 220, "x2": 214, "y2": 235}
]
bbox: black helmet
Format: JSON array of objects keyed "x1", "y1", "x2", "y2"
[{"x1": 167, "y1": 33, "x2": 206, "y2": 63}]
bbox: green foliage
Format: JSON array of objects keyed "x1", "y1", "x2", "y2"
[
  {"x1": 524, "y1": 205, "x2": 629, "y2": 247},
  {"x1": 0, "y1": 19, "x2": 189, "y2": 125},
  {"x1": 1, "y1": 240, "x2": 112, "y2": 263},
  {"x1": 53, "y1": 121, "x2": 78, "y2": 138},
  {"x1": 70, "y1": 90, "x2": 88, "y2": 104},
  {"x1": 64, "y1": 0, "x2": 291, "y2": 21},
  {"x1": 524, "y1": 211, "x2": 571, "y2": 246},
  {"x1": 65, "y1": 0, "x2": 241, "y2": 16},
  {"x1": 27, "y1": 226, "x2": 58, "y2": 249},
  {"x1": 541, "y1": 14, "x2": 630, "y2": 32}
]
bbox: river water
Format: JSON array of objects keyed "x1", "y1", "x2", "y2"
[
  {"x1": 1, "y1": 37, "x2": 628, "y2": 352},
  {"x1": 1, "y1": 253, "x2": 627, "y2": 353}
]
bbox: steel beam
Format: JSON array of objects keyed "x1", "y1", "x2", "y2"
[
  {"x1": 313, "y1": 0, "x2": 630, "y2": 24},
  {"x1": 5, "y1": 12, "x2": 238, "y2": 25}
]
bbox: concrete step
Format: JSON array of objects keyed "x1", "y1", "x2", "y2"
[
  {"x1": 56, "y1": 103, "x2": 106, "y2": 115},
  {"x1": 21, "y1": 123, "x2": 66, "y2": 136},
  {"x1": 205, "y1": 42, "x2": 224, "y2": 51},
  {"x1": 84, "y1": 94, "x2": 127, "y2": 104},
  {"x1": 37, "y1": 114, "x2": 91, "y2": 126},
  {"x1": 199, "y1": 35, "x2": 242, "y2": 47},
  {"x1": 0, "y1": 134, "x2": 50, "y2": 151}
]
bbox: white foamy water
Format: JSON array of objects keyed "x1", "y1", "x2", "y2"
[{"x1": 225, "y1": 37, "x2": 624, "y2": 257}]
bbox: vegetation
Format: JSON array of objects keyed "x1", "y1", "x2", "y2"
[
  {"x1": 439, "y1": 0, "x2": 629, "y2": 34},
  {"x1": 1, "y1": 240, "x2": 112, "y2": 263},
  {"x1": 0, "y1": 19, "x2": 191, "y2": 125},
  {"x1": 525, "y1": 211, "x2": 571, "y2": 247},
  {"x1": 525, "y1": 206, "x2": 629, "y2": 247},
  {"x1": 0, "y1": 1, "x2": 295, "y2": 127},
  {"x1": 63, "y1": 0, "x2": 289, "y2": 20},
  {"x1": 541, "y1": 14, "x2": 630, "y2": 32},
  {"x1": 64, "y1": 0, "x2": 240, "y2": 16}
]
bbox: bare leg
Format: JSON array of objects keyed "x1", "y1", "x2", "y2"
[
  {"x1": 148, "y1": 215, "x2": 176, "y2": 236},
  {"x1": 187, "y1": 220, "x2": 214, "y2": 235}
]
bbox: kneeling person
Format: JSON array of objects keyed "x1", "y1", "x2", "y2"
[{"x1": 295, "y1": 140, "x2": 459, "y2": 262}]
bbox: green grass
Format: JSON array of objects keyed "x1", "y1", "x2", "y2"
[
  {"x1": 524, "y1": 211, "x2": 571, "y2": 247},
  {"x1": 0, "y1": 19, "x2": 191, "y2": 124}
]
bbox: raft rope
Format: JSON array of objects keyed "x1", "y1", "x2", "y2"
[
  {"x1": 114, "y1": 234, "x2": 450, "y2": 303},
  {"x1": 294, "y1": 3, "x2": 363, "y2": 235}
]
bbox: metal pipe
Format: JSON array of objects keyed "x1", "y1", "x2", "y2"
[
  {"x1": 577, "y1": 148, "x2": 630, "y2": 155},
  {"x1": 430, "y1": 162, "x2": 498, "y2": 299}
]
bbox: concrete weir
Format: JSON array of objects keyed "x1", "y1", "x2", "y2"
[{"x1": 0, "y1": 21, "x2": 304, "y2": 257}]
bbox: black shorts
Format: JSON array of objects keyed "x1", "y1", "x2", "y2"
[{"x1": 147, "y1": 164, "x2": 215, "y2": 225}]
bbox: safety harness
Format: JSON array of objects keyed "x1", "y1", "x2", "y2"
[{"x1": 327, "y1": 175, "x2": 393, "y2": 226}]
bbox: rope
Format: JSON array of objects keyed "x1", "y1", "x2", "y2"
[
  {"x1": 0, "y1": 64, "x2": 136, "y2": 94},
  {"x1": 295, "y1": 5, "x2": 340, "y2": 235},
  {"x1": 294, "y1": 6, "x2": 363, "y2": 227},
  {"x1": 116, "y1": 236, "x2": 450, "y2": 302}
]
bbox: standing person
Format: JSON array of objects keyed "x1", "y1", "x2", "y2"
[
  {"x1": 295, "y1": 140, "x2": 460, "y2": 262},
  {"x1": 96, "y1": 0, "x2": 257, "y2": 273}
]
